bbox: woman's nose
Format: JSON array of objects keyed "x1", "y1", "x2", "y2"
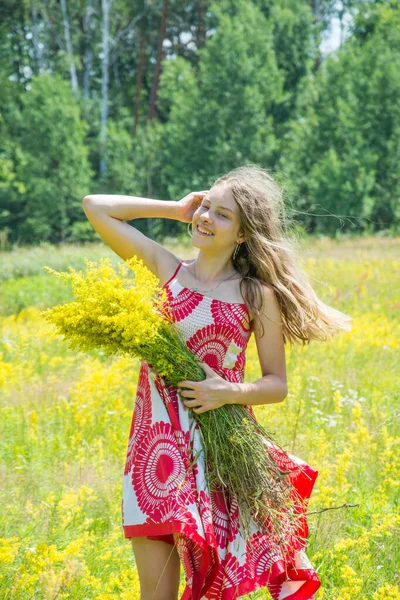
[{"x1": 200, "y1": 209, "x2": 212, "y2": 222}]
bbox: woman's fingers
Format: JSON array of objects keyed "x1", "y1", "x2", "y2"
[{"x1": 180, "y1": 392, "x2": 197, "y2": 401}]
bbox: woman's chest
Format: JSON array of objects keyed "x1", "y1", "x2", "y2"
[{"x1": 164, "y1": 283, "x2": 252, "y2": 351}]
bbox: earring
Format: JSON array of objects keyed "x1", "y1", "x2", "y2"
[
  {"x1": 233, "y1": 243, "x2": 240, "y2": 260},
  {"x1": 187, "y1": 222, "x2": 193, "y2": 238}
]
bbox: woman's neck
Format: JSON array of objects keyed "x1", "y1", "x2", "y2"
[{"x1": 188, "y1": 256, "x2": 237, "y2": 285}]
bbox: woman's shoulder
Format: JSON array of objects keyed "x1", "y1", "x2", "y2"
[
  {"x1": 258, "y1": 283, "x2": 282, "y2": 324},
  {"x1": 246, "y1": 280, "x2": 280, "y2": 325},
  {"x1": 156, "y1": 252, "x2": 182, "y2": 288}
]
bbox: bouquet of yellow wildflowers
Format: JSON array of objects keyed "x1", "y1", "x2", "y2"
[{"x1": 41, "y1": 256, "x2": 311, "y2": 559}]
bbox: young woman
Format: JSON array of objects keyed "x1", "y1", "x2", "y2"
[{"x1": 83, "y1": 165, "x2": 352, "y2": 600}]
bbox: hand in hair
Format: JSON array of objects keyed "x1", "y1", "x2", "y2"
[{"x1": 176, "y1": 190, "x2": 209, "y2": 224}]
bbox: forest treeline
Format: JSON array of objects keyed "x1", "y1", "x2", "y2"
[{"x1": 0, "y1": 0, "x2": 399, "y2": 247}]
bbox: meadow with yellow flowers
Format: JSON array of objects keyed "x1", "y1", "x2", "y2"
[{"x1": 0, "y1": 236, "x2": 399, "y2": 599}]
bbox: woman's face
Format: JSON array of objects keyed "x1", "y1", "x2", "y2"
[{"x1": 192, "y1": 184, "x2": 245, "y2": 252}]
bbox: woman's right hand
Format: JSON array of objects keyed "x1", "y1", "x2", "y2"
[{"x1": 176, "y1": 190, "x2": 209, "y2": 224}]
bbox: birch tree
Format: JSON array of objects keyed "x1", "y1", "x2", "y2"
[
  {"x1": 82, "y1": 0, "x2": 95, "y2": 100},
  {"x1": 99, "y1": 0, "x2": 113, "y2": 176},
  {"x1": 60, "y1": 0, "x2": 78, "y2": 94}
]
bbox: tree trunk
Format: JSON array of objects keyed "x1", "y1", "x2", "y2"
[
  {"x1": 31, "y1": 4, "x2": 44, "y2": 74},
  {"x1": 82, "y1": 0, "x2": 94, "y2": 100},
  {"x1": 311, "y1": 0, "x2": 318, "y2": 21},
  {"x1": 100, "y1": 0, "x2": 113, "y2": 177},
  {"x1": 134, "y1": 24, "x2": 146, "y2": 136},
  {"x1": 148, "y1": 0, "x2": 169, "y2": 122},
  {"x1": 311, "y1": 0, "x2": 322, "y2": 71},
  {"x1": 196, "y1": 0, "x2": 206, "y2": 49},
  {"x1": 60, "y1": 0, "x2": 78, "y2": 94}
]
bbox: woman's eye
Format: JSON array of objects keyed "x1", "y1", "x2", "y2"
[
  {"x1": 201, "y1": 204, "x2": 228, "y2": 219},
  {"x1": 201, "y1": 204, "x2": 227, "y2": 218}
]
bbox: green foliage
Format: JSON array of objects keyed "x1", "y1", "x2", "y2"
[
  {"x1": 96, "y1": 110, "x2": 137, "y2": 195},
  {"x1": 0, "y1": 0, "x2": 399, "y2": 245},
  {"x1": 269, "y1": 0, "x2": 318, "y2": 125},
  {"x1": 280, "y1": 3, "x2": 400, "y2": 234},
  {"x1": 0, "y1": 274, "x2": 74, "y2": 316},
  {"x1": 158, "y1": 0, "x2": 284, "y2": 198},
  {"x1": 1, "y1": 73, "x2": 93, "y2": 244},
  {"x1": 0, "y1": 242, "x2": 118, "y2": 282}
]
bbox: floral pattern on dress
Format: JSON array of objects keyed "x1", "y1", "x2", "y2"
[{"x1": 122, "y1": 259, "x2": 321, "y2": 600}]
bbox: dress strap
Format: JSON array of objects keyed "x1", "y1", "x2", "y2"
[{"x1": 163, "y1": 258, "x2": 183, "y2": 288}]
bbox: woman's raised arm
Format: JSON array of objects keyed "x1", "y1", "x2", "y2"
[
  {"x1": 82, "y1": 194, "x2": 181, "y2": 279},
  {"x1": 83, "y1": 194, "x2": 179, "y2": 222}
]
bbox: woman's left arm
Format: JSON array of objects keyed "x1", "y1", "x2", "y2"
[
  {"x1": 177, "y1": 285, "x2": 288, "y2": 413},
  {"x1": 229, "y1": 284, "x2": 288, "y2": 406}
]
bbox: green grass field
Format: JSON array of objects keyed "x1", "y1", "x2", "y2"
[{"x1": 0, "y1": 236, "x2": 399, "y2": 599}]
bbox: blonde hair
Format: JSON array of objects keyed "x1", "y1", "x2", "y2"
[{"x1": 212, "y1": 164, "x2": 353, "y2": 347}]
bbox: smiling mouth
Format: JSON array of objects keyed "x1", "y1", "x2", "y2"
[{"x1": 196, "y1": 224, "x2": 214, "y2": 236}]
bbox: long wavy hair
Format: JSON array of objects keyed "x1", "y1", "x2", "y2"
[{"x1": 212, "y1": 164, "x2": 353, "y2": 347}]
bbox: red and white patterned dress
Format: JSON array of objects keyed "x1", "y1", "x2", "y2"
[{"x1": 121, "y1": 259, "x2": 321, "y2": 600}]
